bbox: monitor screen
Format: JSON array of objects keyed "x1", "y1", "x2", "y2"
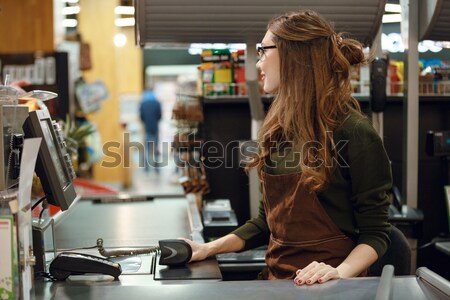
[{"x1": 23, "y1": 109, "x2": 78, "y2": 211}]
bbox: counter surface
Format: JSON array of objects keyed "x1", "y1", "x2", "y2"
[
  {"x1": 32, "y1": 197, "x2": 448, "y2": 300},
  {"x1": 34, "y1": 276, "x2": 447, "y2": 300},
  {"x1": 54, "y1": 197, "x2": 192, "y2": 249}
]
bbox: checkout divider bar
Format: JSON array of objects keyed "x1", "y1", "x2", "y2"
[
  {"x1": 375, "y1": 265, "x2": 394, "y2": 300},
  {"x1": 186, "y1": 193, "x2": 204, "y2": 243},
  {"x1": 416, "y1": 267, "x2": 450, "y2": 297}
]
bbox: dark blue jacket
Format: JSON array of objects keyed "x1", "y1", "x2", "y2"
[{"x1": 139, "y1": 90, "x2": 162, "y2": 134}]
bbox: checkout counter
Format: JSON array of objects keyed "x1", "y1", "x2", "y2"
[{"x1": 32, "y1": 195, "x2": 449, "y2": 300}]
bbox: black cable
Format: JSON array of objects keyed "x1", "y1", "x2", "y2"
[
  {"x1": 38, "y1": 204, "x2": 46, "y2": 221},
  {"x1": 57, "y1": 244, "x2": 100, "y2": 252},
  {"x1": 418, "y1": 241, "x2": 435, "y2": 250},
  {"x1": 35, "y1": 271, "x2": 56, "y2": 281},
  {"x1": 9, "y1": 182, "x2": 19, "y2": 189},
  {"x1": 31, "y1": 196, "x2": 47, "y2": 211}
]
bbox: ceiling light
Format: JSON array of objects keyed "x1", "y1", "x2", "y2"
[
  {"x1": 115, "y1": 18, "x2": 135, "y2": 27},
  {"x1": 188, "y1": 43, "x2": 247, "y2": 55},
  {"x1": 62, "y1": 6, "x2": 80, "y2": 15},
  {"x1": 115, "y1": 6, "x2": 135, "y2": 15},
  {"x1": 62, "y1": 19, "x2": 78, "y2": 27},
  {"x1": 114, "y1": 33, "x2": 127, "y2": 47},
  {"x1": 385, "y1": 3, "x2": 401, "y2": 13},
  {"x1": 435, "y1": 41, "x2": 450, "y2": 49},
  {"x1": 382, "y1": 14, "x2": 402, "y2": 23}
]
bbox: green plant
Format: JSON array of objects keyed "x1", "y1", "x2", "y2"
[{"x1": 62, "y1": 114, "x2": 96, "y2": 156}]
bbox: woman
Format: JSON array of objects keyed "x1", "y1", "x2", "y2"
[{"x1": 184, "y1": 10, "x2": 392, "y2": 285}]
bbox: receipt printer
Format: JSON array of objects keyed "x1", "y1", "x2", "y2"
[{"x1": 202, "y1": 199, "x2": 238, "y2": 240}]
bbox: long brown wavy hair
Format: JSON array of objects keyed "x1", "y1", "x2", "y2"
[{"x1": 247, "y1": 10, "x2": 368, "y2": 192}]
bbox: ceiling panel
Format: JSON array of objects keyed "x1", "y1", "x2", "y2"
[
  {"x1": 135, "y1": 0, "x2": 386, "y2": 47},
  {"x1": 420, "y1": 0, "x2": 450, "y2": 41}
]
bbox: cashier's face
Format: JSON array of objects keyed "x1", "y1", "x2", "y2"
[{"x1": 257, "y1": 31, "x2": 280, "y2": 94}]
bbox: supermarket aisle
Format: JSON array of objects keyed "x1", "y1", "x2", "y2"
[
  {"x1": 129, "y1": 157, "x2": 184, "y2": 197},
  {"x1": 117, "y1": 73, "x2": 197, "y2": 199}
]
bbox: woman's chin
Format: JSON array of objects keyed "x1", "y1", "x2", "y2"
[
  {"x1": 264, "y1": 86, "x2": 277, "y2": 94},
  {"x1": 263, "y1": 85, "x2": 272, "y2": 94}
]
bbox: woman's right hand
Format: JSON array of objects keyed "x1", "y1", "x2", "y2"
[
  {"x1": 179, "y1": 234, "x2": 245, "y2": 263},
  {"x1": 179, "y1": 238, "x2": 211, "y2": 262}
]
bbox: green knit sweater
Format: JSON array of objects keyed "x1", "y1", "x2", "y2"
[{"x1": 232, "y1": 112, "x2": 392, "y2": 259}]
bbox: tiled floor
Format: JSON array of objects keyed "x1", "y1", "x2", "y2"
[
  {"x1": 76, "y1": 158, "x2": 184, "y2": 199},
  {"x1": 127, "y1": 164, "x2": 184, "y2": 198}
]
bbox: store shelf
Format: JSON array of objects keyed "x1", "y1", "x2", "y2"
[
  {"x1": 202, "y1": 94, "x2": 274, "y2": 104},
  {"x1": 201, "y1": 95, "x2": 450, "y2": 105}
]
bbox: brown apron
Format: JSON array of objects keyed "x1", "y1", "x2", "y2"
[{"x1": 261, "y1": 171, "x2": 358, "y2": 280}]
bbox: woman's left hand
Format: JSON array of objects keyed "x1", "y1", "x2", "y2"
[{"x1": 294, "y1": 261, "x2": 340, "y2": 285}]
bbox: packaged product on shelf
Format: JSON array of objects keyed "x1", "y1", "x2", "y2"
[
  {"x1": 434, "y1": 67, "x2": 450, "y2": 95},
  {"x1": 389, "y1": 60, "x2": 404, "y2": 95},
  {"x1": 350, "y1": 64, "x2": 361, "y2": 94},
  {"x1": 233, "y1": 50, "x2": 246, "y2": 96},
  {"x1": 419, "y1": 59, "x2": 450, "y2": 95},
  {"x1": 419, "y1": 74, "x2": 434, "y2": 95},
  {"x1": 200, "y1": 49, "x2": 233, "y2": 96}
]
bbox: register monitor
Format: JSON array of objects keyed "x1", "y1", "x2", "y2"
[{"x1": 23, "y1": 109, "x2": 78, "y2": 211}]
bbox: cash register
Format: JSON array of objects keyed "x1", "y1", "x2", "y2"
[{"x1": 425, "y1": 130, "x2": 450, "y2": 279}]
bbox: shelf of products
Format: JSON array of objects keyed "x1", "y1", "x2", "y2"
[
  {"x1": 172, "y1": 94, "x2": 210, "y2": 195},
  {"x1": 196, "y1": 48, "x2": 450, "y2": 99}
]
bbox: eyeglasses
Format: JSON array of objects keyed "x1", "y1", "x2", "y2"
[{"x1": 257, "y1": 45, "x2": 277, "y2": 61}]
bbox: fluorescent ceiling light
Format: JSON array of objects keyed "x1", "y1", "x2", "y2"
[
  {"x1": 382, "y1": 33, "x2": 442, "y2": 53},
  {"x1": 382, "y1": 14, "x2": 402, "y2": 23},
  {"x1": 115, "y1": 18, "x2": 135, "y2": 27},
  {"x1": 420, "y1": 40, "x2": 442, "y2": 53},
  {"x1": 436, "y1": 41, "x2": 450, "y2": 49},
  {"x1": 62, "y1": 6, "x2": 80, "y2": 15},
  {"x1": 188, "y1": 43, "x2": 247, "y2": 55},
  {"x1": 115, "y1": 6, "x2": 135, "y2": 15},
  {"x1": 385, "y1": 3, "x2": 401, "y2": 13},
  {"x1": 62, "y1": 19, "x2": 78, "y2": 27}
]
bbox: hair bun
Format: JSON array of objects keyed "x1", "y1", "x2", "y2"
[{"x1": 339, "y1": 38, "x2": 366, "y2": 65}]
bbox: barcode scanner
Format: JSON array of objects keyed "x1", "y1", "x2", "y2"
[
  {"x1": 370, "y1": 57, "x2": 388, "y2": 112},
  {"x1": 96, "y1": 238, "x2": 192, "y2": 266},
  {"x1": 158, "y1": 239, "x2": 192, "y2": 266}
]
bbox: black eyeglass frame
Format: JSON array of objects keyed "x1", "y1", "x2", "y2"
[{"x1": 257, "y1": 45, "x2": 277, "y2": 60}]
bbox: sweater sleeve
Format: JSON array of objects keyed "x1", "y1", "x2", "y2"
[
  {"x1": 231, "y1": 200, "x2": 270, "y2": 251},
  {"x1": 347, "y1": 125, "x2": 392, "y2": 259}
]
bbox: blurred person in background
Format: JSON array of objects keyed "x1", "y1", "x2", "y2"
[{"x1": 139, "y1": 89, "x2": 162, "y2": 173}]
